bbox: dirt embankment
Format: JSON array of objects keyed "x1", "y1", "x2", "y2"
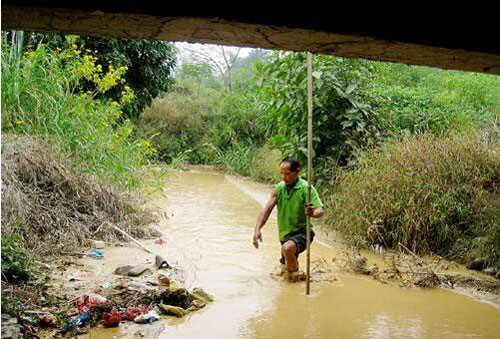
[{"x1": 341, "y1": 246, "x2": 500, "y2": 306}]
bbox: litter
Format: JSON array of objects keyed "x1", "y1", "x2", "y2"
[
  {"x1": 100, "y1": 309, "x2": 121, "y2": 328},
  {"x1": 133, "y1": 310, "x2": 160, "y2": 324},
  {"x1": 92, "y1": 240, "x2": 106, "y2": 249},
  {"x1": 61, "y1": 311, "x2": 90, "y2": 332},
  {"x1": 123, "y1": 307, "x2": 149, "y2": 321},
  {"x1": 154, "y1": 237, "x2": 167, "y2": 245},
  {"x1": 158, "y1": 274, "x2": 170, "y2": 287},
  {"x1": 85, "y1": 249, "x2": 103, "y2": 259},
  {"x1": 158, "y1": 304, "x2": 186, "y2": 317},
  {"x1": 76, "y1": 293, "x2": 107, "y2": 313}
]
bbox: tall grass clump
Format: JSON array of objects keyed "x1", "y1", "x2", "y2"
[
  {"x1": 325, "y1": 131, "x2": 499, "y2": 267},
  {"x1": 1, "y1": 36, "x2": 156, "y2": 190}
]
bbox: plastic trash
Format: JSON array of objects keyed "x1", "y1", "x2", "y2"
[
  {"x1": 77, "y1": 293, "x2": 107, "y2": 313},
  {"x1": 157, "y1": 274, "x2": 170, "y2": 287},
  {"x1": 134, "y1": 310, "x2": 160, "y2": 324},
  {"x1": 123, "y1": 306, "x2": 149, "y2": 321},
  {"x1": 154, "y1": 237, "x2": 167, "y2": 245},
  {"x1": 85, "y1": 249, "x2": 103, "y2": 259},
  {"x1": 61, "y1": 311, "x2": 90, "y2": 332},
  {"x1": 92, "y1": 240, "x2": 105, "y2": 249},
  {"x1": 100, "y1": 309, "x2": 121, "y2": 328},
  {"x1": 100, "y1": 281, "x2": 111, "y2": 288}
]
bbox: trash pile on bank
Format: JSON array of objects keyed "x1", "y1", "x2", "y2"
[{"x1": 58, "y1": 255, "x2": 214, "y2": 336}]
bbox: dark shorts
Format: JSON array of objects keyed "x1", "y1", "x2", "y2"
[{"x1": 279, "y1": 228, "x2": 315, "y2": 264}]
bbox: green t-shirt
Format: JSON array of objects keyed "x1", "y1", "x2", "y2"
[{"x1": 275, "y1": 178, "x2": 323, "y2": 241}]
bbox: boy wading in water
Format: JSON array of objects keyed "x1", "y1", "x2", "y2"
[{"x1": 252, "y1": 157, "x2": 324, "y2": 280}]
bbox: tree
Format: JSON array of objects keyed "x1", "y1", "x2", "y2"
[
  {"x1": 258, "y1": 52, "x2": 388, "y2": 166},
  {"x1": 20, "y1": 32, "x2": 177, "y2": 119},
  {"x1": 177, "y1": 43, "x2": 242, "y2": 92}
]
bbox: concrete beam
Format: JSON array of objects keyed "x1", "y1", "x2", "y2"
[{"x1": 2, "y1": 7, "x2": 499, "y2": 75}]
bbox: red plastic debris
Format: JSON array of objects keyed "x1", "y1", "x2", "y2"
[
  {"x1": 154, "y1": 238, "x2": 166, "y2": 245},
  {"x1": 158, "y1": 275, "x2": 170, "y2": 287},
  {"x1": 123, "y1": 306, "x2": 149, "y2": 321},
  {"x1": 76, "y1": 293, "x2": 107, "y2": 313},
  {"x1": 100, "y1": 309, "x2": 121, "y2": 328}
]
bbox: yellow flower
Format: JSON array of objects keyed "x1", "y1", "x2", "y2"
[{"x1": 15, "y1": 120, "x2": 24, "y2": 125}]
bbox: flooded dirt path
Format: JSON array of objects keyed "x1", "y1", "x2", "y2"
[{"x1": 151, "y1": 168, "x2": 499, "y2": 338}]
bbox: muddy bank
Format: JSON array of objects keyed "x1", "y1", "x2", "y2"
[{"x1": 337, "y1": 246, "x2": 500, "y2": 306}]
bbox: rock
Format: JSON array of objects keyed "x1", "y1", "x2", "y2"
[
  {"x1": 1, "y1": 315, "x2": 20, "y2": 339},
  {"x1": 354, "y1": 255, "x2": 367, "y2": 267},
  {"x1": 114, "y1": 265, "x2": 152, "y2": 277},
  {"x1": 114, "y1": 265, "x2": 134, "y2": 275},
  {"x1": 155, "y1": 255, "x2": 170, "y2": 269},
  {"x1": 158, "y1": 304, "x2": 186, "y2": 317},
  {"x1": 467, "y1": 258, "x2": 487, "y2": 271},
  {"x1": 127, "y1": 266, "x2": 153, "y2": 277},
  {"x1": 483, "y1": 267, "x2": 498, "y2": 277}
]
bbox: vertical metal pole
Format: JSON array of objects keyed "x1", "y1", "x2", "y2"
[{"x1": 306, "y1": 52, "x2": 313, "y2": 295}]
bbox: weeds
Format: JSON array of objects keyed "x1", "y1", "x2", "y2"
[{"x1": 325, "y1": 131, "x2": 500, "y2": 267}]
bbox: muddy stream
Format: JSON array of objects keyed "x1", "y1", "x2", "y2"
[{"x1": 82, "y1": 167, "x2": 499, "y2": 338}]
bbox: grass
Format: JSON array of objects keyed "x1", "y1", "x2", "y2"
[
  {"x1": 324, "y1": 130, "x2": 500, "y2": 267},
  {"x1": 1, "y1": 42, "x2": 153, "y2": 191}
]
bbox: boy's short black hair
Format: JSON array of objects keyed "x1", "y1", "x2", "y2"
[{"x1": 281, "y1": 157, "x2": 301, "y2": 172}]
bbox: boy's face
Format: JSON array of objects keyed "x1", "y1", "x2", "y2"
[{"x1": 280, "y1": 162, "x2": 300, "y2": 186}]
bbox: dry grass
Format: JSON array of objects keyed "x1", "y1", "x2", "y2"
[{"x1": 1, "y1": 134, "x2": 160, "y2": 256}]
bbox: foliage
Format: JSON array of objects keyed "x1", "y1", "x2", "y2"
[
  {"x1": 1, "y1": 234, "x2": 33, "y2": 281},
  {"x1": 324, "y1": 131, "x2": 500, "y2": 266},
  {"x1": 176, "y1": 62, "x2": 222, "y2": 91},
  {"x1": 368, "y1": 62, "x2": 500, "y2": 134},
  {"x1": 1, "y1": 35, "x2": 155, "y2": 189},
  {"x1": 19, "y1": 31, "x2": 177, "y2": 119},
  {"x1": 258, "y1": 52, "x2": 388, "y2": 166}
]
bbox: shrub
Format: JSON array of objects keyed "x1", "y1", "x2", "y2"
[
  {"x1": 1, "y1": 37, "x2": 155, "y2": 190},
  {"x1": 325, "y1": 132, "x2": 500, "y2": 266},
  {"x1": 1, "y1": 234, "x2": 33, "y2": 281}
]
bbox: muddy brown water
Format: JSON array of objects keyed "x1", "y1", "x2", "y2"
[{"x1": 87, "y1": 167, "x2": 499, "y2": 338}]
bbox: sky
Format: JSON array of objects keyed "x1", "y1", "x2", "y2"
[{"x1": 175, "y1": 42, "x2": 255, "y2": 66}]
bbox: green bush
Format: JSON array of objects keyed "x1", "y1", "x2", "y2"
[
  {"x1": 1, "y1": 38, "x2": 155, "y2": 190},
  {"x1": 325, "y1": 132, "x2": 500, "y2": 266},
  {"x1": 369, "y1": 62, "x2": 500, "y2": 134},
  {"x1": 1, "y1": 234, "x2": 33, "y2": 281}
]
